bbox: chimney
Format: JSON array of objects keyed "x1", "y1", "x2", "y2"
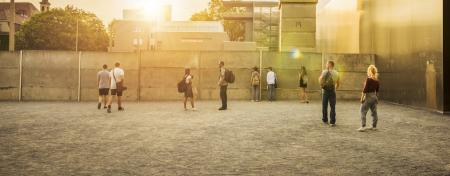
[{"x1": 40, "y1": 0, "x2": 50, "y2": 12}]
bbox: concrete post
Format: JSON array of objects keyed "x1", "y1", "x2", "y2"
[
  {"x1": 137, "y1": 49, "x2": 141, "y2": 102},
  {"x1": 77, "y1": 52, "x2": 81, "y2": 102},
  {"x1": 259, "y1": 49, "x2": 263, "y2": 100},
  {"x1": 18, "y1": 50, "x2": 22, "y2": 101}
]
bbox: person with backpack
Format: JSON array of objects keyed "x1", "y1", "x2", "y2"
[
  {"x1": 183, "y1": 68, "x2": 196, "y2": 111},
  {"x1": 298, "y1": 66, "x2": 309, "y2": 103},
  {"x1": 97, "y1": 64, "x2": 110, "y2": 109},
  {"x1": 357, "y1": 65, "x2": 380, "y2": 132},
  {"x1": 218, "y1": 61, "x2": 228, "y2": 110},
  {"x1": 319, "y1": 61, "x2": 340, "y2": 127},
  {"x1": 107, "y1": 62, "x2": 126, "y2": 113},
  {"x1": 266, "y1": 67, "x2": 277, "y2": 102},
  {"x1": 250, "y1": 66, "x2": 260, "y2": 102}
]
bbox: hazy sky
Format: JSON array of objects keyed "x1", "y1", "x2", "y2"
[
  {"x1": 2, "y1": 0, "x2": 330, "y2": 24},
  {"x1": 2, "y1": 0, "x2": 211, "y2": 23}
]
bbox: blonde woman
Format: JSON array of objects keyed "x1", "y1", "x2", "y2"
[
  {"x1": 298, "y1": 66, "x2": 309, "y2": 103},
  {"x1": 358, "y1": 65, "x2": 380, "y2": 132}
]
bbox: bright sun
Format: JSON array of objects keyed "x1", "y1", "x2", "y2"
[{"x1": 131, "y1": 0, "x2": 170, "y2": 19}]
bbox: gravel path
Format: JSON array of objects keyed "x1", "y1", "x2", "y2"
[{"x1": 0, "y1": 101, "x2": 449, "y2": 176}]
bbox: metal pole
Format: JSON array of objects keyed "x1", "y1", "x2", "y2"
[
  {"x1": 259, "y1": 48, "x2": 263, "y2": 101},
  {"x1": 9, "y1": 0, "x2": 15, "y2": 52},
  {"x1": 75, "y1": 18, "x2": 79, "y2": 52},
  {"x1": 18, "y1": 50, "x2": 22, "y2": 101},
  {"x1": 77, "y1": 51, "x2": 81, "y2": 102},
  {"x1": 138, "y1": 48, "x2": 141, "y2": 102}
]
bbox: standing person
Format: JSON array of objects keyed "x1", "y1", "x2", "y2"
[
  {"x1": 183, "y1": 68, "x2": 196, "y2": 111},
  {"x1": 266, "y1": 67, "x2": 277, "y2": 102},
  {"x1": 319, "y1": 61, "x2": 340, "y2": 127},
  {"x1": 97, "y1": 64, "x2": 110, "y2": 109},
  {"x1": 218, "y1": 61, "x2": 228, "y2": 110},
  {"x1": 250, "y1": 66, "x2": 260, "y2": 102},
  {"x1": 107, "y1": 62, "x2": 125, "y2": 113},
  {"x1": 298, "y1": 66, "x2": 309, "y2": 103},
  {"x1": 357, "y1": 65, "x2": 380, "y2": 132}
]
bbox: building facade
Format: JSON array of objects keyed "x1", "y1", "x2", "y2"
[
  {"x1": 0, "y1": 0, "x2": 49, "y2": 51},
  {"x1": 222, "y1": 0, "x2": 280, "y2": 51}
]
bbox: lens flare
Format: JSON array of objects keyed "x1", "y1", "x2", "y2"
[{"x1": 290, "y1": 48, "x2": 303, "y2": 59}]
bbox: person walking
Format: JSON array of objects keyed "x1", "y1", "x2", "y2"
[
  {"x1": 266, "y1": 67, "x2": 277, "y2": 102},
  {"x1": 107, "y1": 62, "x2": 125, "y2": 113},
  {"x1": 183, "y1": 68, "x2": 196, "y2": 111},
  {"x1": 250, "y1": 66, "x2": 260, "y2": 102},
  {"x1": 298, "y1": 66, "x2": 309, "y2": 103},
  {"x1": 319, "y1": 61, "x2": 340, "y2": 127},
  {"x1": 357, "y1": 65, "x2": 380, "y2": 132},
  {"x1": 218, "y1": 61, "x2": 228, "y2": 110},
  {"x1": 97, "y1": 64, "x2": 110, "y2": 109}
]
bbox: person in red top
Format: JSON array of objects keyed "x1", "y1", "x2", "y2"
[{"x1": 358, "y1": 65, "x2": 380, "y2": 132}]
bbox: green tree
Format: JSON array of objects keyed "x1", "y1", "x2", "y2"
[
  {"x1": 190, "y1": 0, "x2": 246, "y2": 41},
  {"x1": 16, "y1": 6, "x2": 109, "y2": 51}
]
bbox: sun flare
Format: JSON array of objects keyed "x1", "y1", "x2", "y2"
[{"x1": 130, "y1": 0, "x2": 171, "y2": 19}]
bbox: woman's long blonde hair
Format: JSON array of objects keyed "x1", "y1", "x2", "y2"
[{"x1": 367, "y1": 65, "x2": 379, "y2": 80}]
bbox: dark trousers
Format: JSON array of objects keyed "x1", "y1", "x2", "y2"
[
  {"x1": 322, "y1": 90, "x2": 336, "y2": 124},
  {"x1": 267, "y1": 84, "x2": 276, "y2": 101},
  {"x1": 220, "y1": 85, "x2": 228, "y2": 108}
]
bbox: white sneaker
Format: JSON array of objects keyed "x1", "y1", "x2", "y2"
[
  {"x1": 368, "y1": 127, "x2": 377, "y2": 131},
  {"x1": 357, "y1": 127, "x2": 366, "y2": 132},
  {"x1": 191, "y1": 108, "x2": 197, "y2": 111}
]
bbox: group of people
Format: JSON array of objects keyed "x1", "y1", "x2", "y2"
[
  {"x1": 97, "y1": 60, "x2": 380, "y2": 132},
  {"x1": 249, "y1": 66, "x2": 309, "y2": 103},
  {"x1": 96, "y1": 62, "x2": 125, "y2": 113}
]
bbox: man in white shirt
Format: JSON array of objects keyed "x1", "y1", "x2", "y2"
[
  {"x1": 266, "y1": 67, "x2": 277, "y2": 101},
  {"x1": 107, "y1": 62, "x2": 125, "y2": 113}
]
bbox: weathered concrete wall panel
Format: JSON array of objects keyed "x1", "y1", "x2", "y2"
[
  {"x1": 22, "y1": 51, "x2": 78, "y2": 101},
  {"x1": 0, "y1": 52, "x2": 19, "y2": 100}
]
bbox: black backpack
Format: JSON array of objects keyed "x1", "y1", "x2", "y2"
[
  {"x1": 177, "y1": 78, "x2": 186, "y2": 93},
  {"x1": 321, "y1": 71, "x2": 335, "y2": 91},
  {"x1": 225, "y1": 69, "x2": 235, "y2": 84}
]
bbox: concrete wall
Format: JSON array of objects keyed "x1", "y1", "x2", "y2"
[
  {"x1": 279, "y1": 0, "x2": 318, "y2": 52},
  {"x1": 22, "y1": 51, "x2": 78, "y2": 101},
  {"x1": 317, "y1": 0, "x2": 361, "y2": 53},
  {"x1": 366, "y1": 0, "x2": 444, "y2": 111},
  {"x1": 0, "y1": 52, "x2": 19, "y2": 100},
  {"x1": 0, "y1": 50, "x2": 373, "y2": 101},
  {"x1": 317, "y1": 0, "x2": 445, "y2": 112}
]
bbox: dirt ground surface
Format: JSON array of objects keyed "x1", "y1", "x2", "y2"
[{"x1": 0, "y1": 101, "x2": 450, "y2": 176}]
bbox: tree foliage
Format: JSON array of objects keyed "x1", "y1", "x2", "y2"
[
  {"x1": 16, "y1": 6, "x2": 109, "y2": 51},
  {"x1": 190, "y1": 0, "x2": 246, "y2": 41}
]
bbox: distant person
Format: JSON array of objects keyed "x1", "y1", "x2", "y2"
[
  {"x1": 107, "y1": 62, "x2": 125, "y2": 113},
  {"x1": 183, "y1": 68, "x2": 196, "y2": 111},
  {"x1": 358, "y1": 65, "x2": 380, "y2": 132},
  {"x1": 218, "y1": 61, "x2": 228, "y2": 110},
  {"x1": 319, "y1": 61, "x2": 340, "y2": 127},
  {"x1": 298, "y1": 66, "x2": 309, "y2": 103},
  {"x1": 250, "y1": 66, "x2": 260, "y2": 102},
  {"x1": 97, "y1": 64, "x2": 110, "y2": 109},
  {"x1": 266, "y1": 67, "x2": 277, "y2": 102}
]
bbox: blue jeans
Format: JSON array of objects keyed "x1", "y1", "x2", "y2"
[
  {"x1": 322, "y1": 90, "x2": 336, "y2": 124},
  {"x1": 267, "y1": 84, "x2": 276, "y2": 101}
]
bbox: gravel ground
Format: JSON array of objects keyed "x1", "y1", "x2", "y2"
[{"x1": 0, "y1": 101, "x2": 449, "y2": 176}]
